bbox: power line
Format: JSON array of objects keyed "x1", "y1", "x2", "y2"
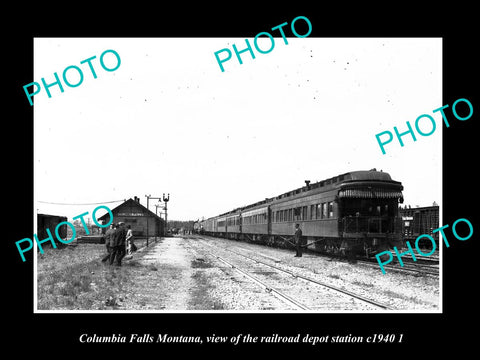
[{"x1": 37, "y1": 199, "x2": 126, "y2": 206}]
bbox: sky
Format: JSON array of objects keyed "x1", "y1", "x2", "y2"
[{"x1": 34, "y1": 37, "x2": 442, "y2": 222}]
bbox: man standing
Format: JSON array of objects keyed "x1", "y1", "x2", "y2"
[
  {"x1": 110, "y1": 222, "x2": 127, "y2": 266},
  {"x1": 101, "y1": 224, "x2": 115, "y2": 263},
  {"x1": 125, "y1": 224, "x2": 135, "y2": 255},
  {"x1": 294, "y1": 223, "x2": 303, "y2": 257}
]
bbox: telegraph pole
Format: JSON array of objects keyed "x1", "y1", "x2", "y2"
[
  {"x1": 163, "y1": 193, "x2": 170, "y2": 236},
  {"x1": 145, "y1": 194, "x2": 162, "y2": 246},
  {"x1": 154, "y1": 203, "x2": 164, "y2": 242}
]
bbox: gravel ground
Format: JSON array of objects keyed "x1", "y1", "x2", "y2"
[
  {"x1": 38, "y1": 236, "x2": 439, "y2": 311},
  {"x1": 133, "y1": 237, "x2": 290, "y2": 311},
  {"x1": 191, "y1": 235, "x2": 440, "y2": 312}
]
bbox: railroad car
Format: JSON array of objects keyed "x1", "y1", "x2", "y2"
[
  {"x1": 399, "y1": 205, "x2": 439, "y2": 249},
  {"x1": 37, "y1": 213, "x2": 68, "y2": 246},
  {"x1": 202, "y1": 169, "x2": 404, "y2": 257}
]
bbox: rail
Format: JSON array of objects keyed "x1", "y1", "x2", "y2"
[
  {"x1": 207, "y1": 252, "x2": 310, "y2": 310},
  {"x1": 199, "y1": 239, "x2": 392, "y2": 310}
]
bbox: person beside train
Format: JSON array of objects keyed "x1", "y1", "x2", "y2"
[
  {"x1": 101, "y1": 224, "x2": 115, "y2": 263},
  {"x1": 109, "y1": 222, "x2": 127, "y2": 266},
  {"x1": 294, "y1": 223, "x2": 305, "y2": 257}
]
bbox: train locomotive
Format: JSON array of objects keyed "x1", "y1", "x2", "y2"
[{"x1": 199, "y1": 169, "x2": 404, "y2": 257}]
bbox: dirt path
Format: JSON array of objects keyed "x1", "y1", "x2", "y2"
[
  {"x1": 137, "y1": 237, "x2": 195, "y2": 310},
  {"x1": 114, "y1": 236, "x2": 289, "y2": 311}
]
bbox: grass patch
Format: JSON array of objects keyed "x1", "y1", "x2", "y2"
[
  {"x1": 191, "y1": 258, "x2": 212, "y2": 268},
  {"x1": 189, "y1": 270, "x2": 225, "y2": 310},
  {"x1": 352, "y1": 280, "x2": 374, "y2": 288},
  {"x1": 147, "y1": 264, "x2": 158, "y2": 271},
  {"x1": 37, "y1": 244, "x2": 148, "y2": 310}
]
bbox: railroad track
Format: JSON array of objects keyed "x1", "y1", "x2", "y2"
[
  {"x1": 193, "y1": 234, "x2": 439, "y2": 276},
  {"x1": 206, "y1": 250, "x2": 309, "y2": 310},
  {"x1": 192, "y1": 239, "x2": 393, "y2": 311},
  {"x1": 360, "y1": 259, "x2": 440, "y2": 277}
]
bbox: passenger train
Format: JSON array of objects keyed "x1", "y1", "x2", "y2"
[{"x1": 198, "y1": 169, "x2": 404, "y2": 257}]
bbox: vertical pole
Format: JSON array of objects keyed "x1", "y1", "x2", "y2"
[
  {"x1": 145, "y1": 195, "x2": 150, "y2": 247},
  {"x1": 163, "y1": 193, "x2": 170, "y2": 236}
]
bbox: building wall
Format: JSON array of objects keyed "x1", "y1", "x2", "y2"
[
  {"x1": 113, "y1": 215, "x2": 163, "y2": 237},
  {"x1": 37, "y1": 214, "x2": 68, "y2": 242},
  {"x1": 99, "y1": 198, "x2": 164, "y2": 237}
]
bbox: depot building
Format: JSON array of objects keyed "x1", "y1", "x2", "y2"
[{"x1": 97, "y1": 196, "x2": 164, "y2": 237}]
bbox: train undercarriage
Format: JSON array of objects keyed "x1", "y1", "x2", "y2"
[{"x1": 203, "y1": 230, "x2": 402, "y2": 259}]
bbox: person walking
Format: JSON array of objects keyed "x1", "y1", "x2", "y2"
[
  {"x1": 125, "y1": 224, "x2": 136, "y2": 255},
  {"x1": 294, "y1": 223, "x2": 304, "y2": 257},
  {"x1": 101, "y1": 224, "x2": 115, "y2": 263},
  {"x1": 110, "y1": 222, "x2": 127, "y2": 266}
]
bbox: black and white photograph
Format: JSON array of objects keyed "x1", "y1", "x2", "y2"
[{"x1": 33, "y1": 37, "x2": 442, "y2": 313}]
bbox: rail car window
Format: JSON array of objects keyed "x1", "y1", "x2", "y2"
[
  {"x1": 316, "y1": 204, "x2": 321, "y2": 218},
  {"x1": 302, "y1": 206, "x2": 307, "y2": 220},
  {"x1": 289, "y1": 209, "x2": 293, "y2": 221},
  {"x1": 310, "y1": 205, "x2": 315, "y2": 220},
  {"x1": 341, "y1": 199, "x2": 396, "y2": 217},
  {"x1": 322, "y1": 203, "x2": 327, "y2": 218},
  {"x1": 328, "y1": 202, "x2": 334, "y2": 218}
]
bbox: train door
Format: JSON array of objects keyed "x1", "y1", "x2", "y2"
[{"x1": 267, "y1": 207, "x2": 272, "y2": 235}]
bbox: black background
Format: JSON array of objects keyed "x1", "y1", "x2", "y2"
[{"x1": 5, "y1": 4, "x2": 478, "y2": 355}]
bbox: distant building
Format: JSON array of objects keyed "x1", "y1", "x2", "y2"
[
  {"x1": 97, "y1": 196, "x2": 165, "y2": 237},
  {"x1": 399, "y1": 205, "x2": 439, "y2": 245}
]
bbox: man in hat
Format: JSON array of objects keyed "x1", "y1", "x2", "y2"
[
  {"x1": 294, "y1": 223, "x2": 304, "y2": 257},
  {"x1": 101, "y1": 224, "x2": 115, "y2": 263},
  {"x1": 110, "y1": 222, "x2": 127, "y2": 266}
]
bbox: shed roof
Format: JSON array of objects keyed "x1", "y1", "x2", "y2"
[{"x1": 97, "y1": 198, "x2": 164, "y2": 222}]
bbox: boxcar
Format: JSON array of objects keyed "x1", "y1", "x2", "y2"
[{"x1": 37, "y1": 213, "x2": 68, "y2": 247}]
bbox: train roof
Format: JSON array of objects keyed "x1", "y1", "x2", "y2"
[
  {"x1": 345, "y1": 170, "x2": 393, "y2": 182},
  {"x1": 273, "y1": 169, "x2": 399, "y2": 200},
  {"x1": 208, "y1": 169, "x2": 401, "y2": 219}
]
